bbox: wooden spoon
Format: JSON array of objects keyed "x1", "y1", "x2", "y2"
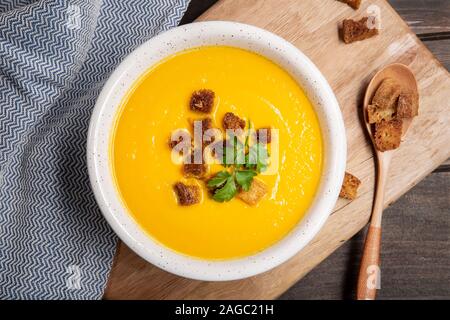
[{"x1": 357, "y1": 63, "x2": 418, "y2": 300}]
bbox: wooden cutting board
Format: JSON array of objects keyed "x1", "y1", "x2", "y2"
[{"x1": 104, "y1": 0, "x2": 450, "y2": 299}]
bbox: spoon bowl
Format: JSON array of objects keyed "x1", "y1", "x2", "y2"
[{"x1": 363, "y1": 63, "x2": 419, "y2": 147}]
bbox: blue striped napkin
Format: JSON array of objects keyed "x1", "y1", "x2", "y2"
[{"x1": 0, "y1": 0, "x2": 190, "y2": 299}]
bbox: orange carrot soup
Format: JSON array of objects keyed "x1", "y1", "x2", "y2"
[{"x1": 112, "y1": 46, "x2": 322, "y2": 259}]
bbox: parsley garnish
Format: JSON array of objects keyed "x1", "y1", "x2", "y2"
[
  {"x1": 246, "y1": 142, "x2": 269, "y2": 173},
  {"x1": 207, "y1": 170, "x2": 231, "y2": 188},
  {"x1": 208, "y1": 119, "x2": 270, "y2": 202},
  {"x1": 212, "y1": 174, "x2": 237, "y2": 202},
  {"x1": 222, "y1": 136, "x2": 245, "y2": 166},
  {"x1": 235, "y1": 170, "x2": 257, "y2": 192},
  {"x1": 209, "y1": 169, "x2": 255, "y2": 201}
]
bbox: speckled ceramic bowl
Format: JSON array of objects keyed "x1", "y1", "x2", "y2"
[{"x1": 87, "y1": 21, "x2": 346, "y2": 281}]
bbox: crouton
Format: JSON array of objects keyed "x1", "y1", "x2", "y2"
[
  {"x1": 190, "y1": 89, "x2": 215, "y2": 113},
  {"x1": 371, "y1": 78, "x2": 401, "y2": 110},
  {"x1": 173, "y1": 182, "x2": 200, "y2": 206},
  {"x1": 182, "y1": 149, "x2": 207, "y2": 178},
  {"x1": 208, "y1": 139, "x2": 225, "y2": 160},
  {"x1": 374, "y1": 119, "x2": 403, "y2": 152},
  {"x1": 201, "y1": 117, "x2": 215, "y2": 147},
  {"x1": 193, "y1": 117, "x2": 215, "y2": 148},
  {"x1": 342, "y1": 17, "x2": 378, "y2": 44},
  {"x1": 237, "y1": 178, "x2": 267, "y2": 206},
  {"x1": 182, "y1": 163, "x2": 207, "y2": 178},
  {"x1": 222, "y1": 112, "x2": 245, "y2": 130},
  {"x1": 338, "y1": 0, "x2": 361, "y2": 10},
  {"x1": 200, "y1": 117, "x2": 213, "y2": 132},
  {"x1": 256, "y1": 128, "x2": 272, "y2": 144},
  {"x1": 397, "y1": 92, "x2": 419, "y2": 119},
  {"x1": 367, "y1": 104, "x2": 395, "y2": 124},
  {"x1": 168, "y1": 136, "x2": 183, "y2": 149},
  {"x1": 339, "y1": 172, "x2": 361, "y2": 200},
  {"x1": 169, "y1": 129, "x2": 191, "y2": 149}
]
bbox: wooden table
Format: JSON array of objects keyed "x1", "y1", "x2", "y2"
[{"x1": 105, "y1": 0, "x2": 450, "y2": 299}]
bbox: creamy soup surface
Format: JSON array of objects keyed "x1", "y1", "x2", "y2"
[{"x1": 112, "y1": 46, "x2": 323, "y2": 259}]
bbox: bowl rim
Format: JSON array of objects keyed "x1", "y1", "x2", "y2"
[{"x1": 87, "y1": 21, "x2": 346, "y2": 281}]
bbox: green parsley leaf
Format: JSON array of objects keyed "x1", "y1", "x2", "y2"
[
  {"x1": 235, "y1": 139, "x2": 245, "y2": 164},
  {"x1": 212, "y1": 176, "x2": 237, "y2": 202},
  {"x1": 207, "y1": 171, "x2": 231, "y2": 188},
  {"x1": 245, "y1": 142, "x2": 269, "y2": 173},
  {"x1": 245, "y1": 143, "x2": 256, "y2": 169},
  {"x1": 222, "y1": 143, "x2": 233, "y2": 167},
  {"x1": 208, "y1": 118, "x2": 270, "y2": 202},
  {"x1": 244, "y1": 119, "x2": 252, "y2": 151},
  {"x1": 256, "y1": 142, "x2": 269, "y2": 173},
  {"x1": 222, "y1": 136, "x2": 244, "y2": 166},
  {"x1": 235, "y1": 170, "x2": 257, "y2": 191}
]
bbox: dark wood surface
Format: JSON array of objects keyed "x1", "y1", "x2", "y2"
[
  {"x1": 280, "y1": 171, "x2": 450, "y2": 300},
  {"x1": 179, "y1": 0, "x2": 450, "y2": 299}
]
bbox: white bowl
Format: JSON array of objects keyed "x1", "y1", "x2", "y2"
[{"x1": 87, "y1": 21, "x2": 346, "y2": 281}]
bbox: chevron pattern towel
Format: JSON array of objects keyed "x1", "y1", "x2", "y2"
[{"x1": 0, "y1": 0, "x2": 190, "y2": 299}]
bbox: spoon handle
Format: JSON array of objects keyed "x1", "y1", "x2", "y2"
[
  {"x1": 356, "y1": 225, "x2": 381, "y2": 300},
  {"x1": 356, "y1": 152, "x2": 391, "y2": 300}
]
